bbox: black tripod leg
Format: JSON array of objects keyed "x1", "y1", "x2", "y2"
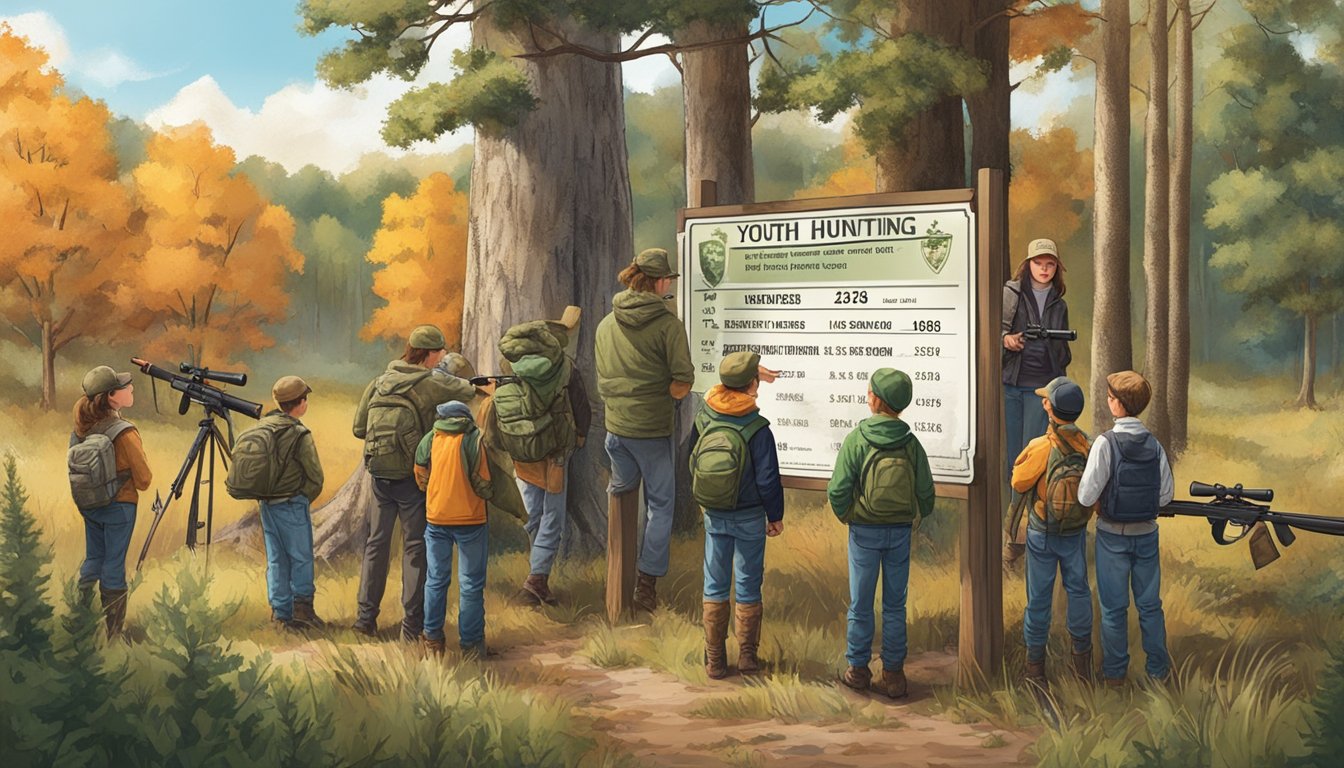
[
  {"x1": 137, "y1": 420, "x2": 211, "y2": 569},
  {"x1": 185, "y1": 435, "x2": 207, "y2": 551}
]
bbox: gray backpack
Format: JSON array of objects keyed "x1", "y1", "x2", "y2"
[{"x1": 68, "y1": 419, "x2": 134, "y2": 511}]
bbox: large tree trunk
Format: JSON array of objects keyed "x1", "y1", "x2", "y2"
[
  {"x1": 1142, "y1": 0, "x2": 1171, "y2": 446},
  {"x1": 1167, "y1": 0, "x2": 1193, "y2": 455},
  {"x1": 40, "y1": 319, "x2": 56, "y2": 411},
  {"x1": 1296, "y1": 313, "x2": 1319, "y2": 409},
  {"x1": 672, "y1": 17, "x2": 755, "y2": 533},
  {"x1": 462, "y1": 13, "x2": 634, "y2": 556},
  {"x1": 1090, "y1": 0, "x2": 1133, "y2": 431},
  {"x1": 966, "y1": 0, "x2": 1012, "y2": 276}
]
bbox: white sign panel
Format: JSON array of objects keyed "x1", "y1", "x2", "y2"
[{"x1": 680, "y1": 202, "x2": 977, "y2": 484}]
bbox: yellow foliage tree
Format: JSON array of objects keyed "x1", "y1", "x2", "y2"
[
  {"x1": 127, "y1": 124, "x2": 302, "y2": 370},
  {"x1": 361, "y1": 173, "x2": 468, "y2": 348},
  {"x1": 0, "y1": 29, "x2": 140, "y2": 410},
  {"x1": 793, "y1": 130, "x2": 876, "y2": 199}
]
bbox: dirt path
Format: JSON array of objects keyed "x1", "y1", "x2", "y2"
[{"x1": 494, "y1": 639, "x2": 1037, "y2": 767}]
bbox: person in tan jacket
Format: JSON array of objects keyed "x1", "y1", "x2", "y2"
[{"x1": 71, "y1": 365, "x2": 152, "y2": 637}]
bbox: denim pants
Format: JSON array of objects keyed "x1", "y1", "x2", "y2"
[
  {"x1": 79, "y1": 501, "x2": 137, "y2": 591},
  {"x1": 604, "y1": 432, "x2": 676, "y2": 577},
  {"x1": 357, "y1": 476, "x2": 428, "y2": 633},
  {"x1": 259, "y1": 496, "x2": 315, "y2": 621},
  {"x1": 423, "y1": 523, "x2": 488, "y2": 648},
  {"x1": 518, "y1": 464, "x2": 567, "y2": 575},
  {"x1": 1004, "y1": 384, "x2": 1049, "y2": 491},
  {"x1": 1023, "y1": 528, "x2": 1092, "y2": 660},
  {"x1": 1095, "y1": 529, "x2": 1171, "y2": 680},
  {"x1": 846, "y1": 524, "x2": 912, "y2": 669},
  {"x1": 702, "y1": 514, "x2": 766, "y2": 604}
]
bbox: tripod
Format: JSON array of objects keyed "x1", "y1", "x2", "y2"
[{"x1": 135, "y1": 406, "x2": 234, "y2": 572}]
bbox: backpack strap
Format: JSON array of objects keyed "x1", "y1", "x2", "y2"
[{"x1": 276, "y1": 423, "x2": 311, "y2": 489}]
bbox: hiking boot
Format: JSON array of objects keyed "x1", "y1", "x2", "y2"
[
  {"x1": 1104, "y1": 676, "x2": 1125, "y2": 690},
  {"x1": 875, "y1": 667, "x2": 908, "y2": 699},
  {"x1": 351, "y1": 619, "x2": 377, "y2": 637},
  {"x1": 522, "y1": 573, "x2": 559, "y2": 607},
  {"x1": 271, "y1": 610, "x2": 304, "y2": 633},
  {"x1": 841, "y1": 665, "x2": 872, "y2": 692},
  {"x1": 99, "y1": 587, "x2": 128, "y2": 638},
  {"x1": 734, "y1": 602, "x2": 764, "y2": 675},
  {"x1": 1071, "y1": 646, "x2": 1094, "y2": 683},
  {"x1": 292, "y1": 596, "x2": 326, "y2": 629},
  {"x1": 422, "y1": 636, "x2": 446, "y2": 656},
  {"x1": 1023, "y1": 659, "x2": 1049, "y2": 691},
  {"x1": 703, "y1": 601, "x2": 731, "y2": 680},
  {"x1": 632, "y1": 571, "x2": 658, "y2": 614}
]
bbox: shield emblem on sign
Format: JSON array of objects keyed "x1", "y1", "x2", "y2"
[
  {"x1": 921, "y1": 222, "x2": 953, "y2": 274},
  {"x1": 700, "y1": 239, "x2": 726, "y2": 287}
]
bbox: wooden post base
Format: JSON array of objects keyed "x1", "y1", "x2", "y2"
[{"x1": 606, "y1": 489, "x2": 639, "y2": 623}]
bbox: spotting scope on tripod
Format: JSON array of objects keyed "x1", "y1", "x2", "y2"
[{"x1": 132, "y1": 357, "x2": 263, "y2": 571}]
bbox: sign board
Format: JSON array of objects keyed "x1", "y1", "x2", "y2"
[{"x1": 679, "y1": 201, "x2": 978, "y2": 484}]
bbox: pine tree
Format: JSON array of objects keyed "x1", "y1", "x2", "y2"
[
  {"x1": 1303, "y1": 643, "x2": 1344, "y2": 765},
  {"x1": 0, "y1": 453, "x2": 54, "y2": 659}
]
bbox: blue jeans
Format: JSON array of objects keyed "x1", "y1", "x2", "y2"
[
  {"x1": 259, "y1": 496, "x2": 315, "y2": 621},
  {"x1": 1004, "y1": 385, "x2": 1049, "y2": 492},
  {"x1": 604, "y1": 433, "x2": 676, "y2": 577},
  {"x1": 79, "y1": 501, "x2": 137, "y2": 590},
  {"x1": 423, "y1": 523, "x2": 488, "y2": 648},
  {"x1": 1023, "y1": 529, "x2": 1092, "y2": 659},
  {"x1": 702, "y1": 514, "x2": 766, "y2": 604},
  {"x1": 1095, "y1": 529, "x2": 1170, "y2": 680},
  {"x1": 518, "y1": 465, "x2": 567, "y2": 575},
  {"x1": 846, "y1": 524, "x2": 912, "y2": 669}
]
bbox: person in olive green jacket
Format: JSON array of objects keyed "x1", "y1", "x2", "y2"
[
  {"x1": 351, "y1": 324, "x2": 475, "y2": 640},
  {"x1": 255, "y1": 376, "x2": 325, "y2": 630},
  {"x1": 595, "y1": 247, "x2": 695, "y2": 612},
  {"x1": 827, "y1": 369, "x2": 936, "y2": 700}
]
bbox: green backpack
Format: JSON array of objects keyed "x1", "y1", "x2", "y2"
[
  {"x1": 226, "y1": 421, "x2": 310, "y2": 501},
  {"x1": 493, "y1": 374, "x2": 576, "y2": 464},
  {"x1": 852, "y1": 441, "x2": 919, "y2": 524},
  {"x1": 1036, "y1": 440, "x2": 1093, "y2": 534},
  {"x1": 690, "y1": 411, "x2": 768, "y2": 510},
  {"x1": 364, "y1": 371, "x2": 434, "y2": 480}
]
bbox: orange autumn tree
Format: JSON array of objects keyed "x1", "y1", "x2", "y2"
[
  {"x1": 1007, "y1": 126, "x2": 1093, "y2": 267},
  {"x1": 361, "y1": 173, "x2": 468, "y2": 348},
  {"x1": 128, "y1": 124, "x2": 302, "y2": 371},
  {"x1": 0, "y1": 29, "x2": 140, "y2": 410}
]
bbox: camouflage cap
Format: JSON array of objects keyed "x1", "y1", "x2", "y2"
[
  {"x1": 82, "y1": 365, "x2": 132, "y2": 398},
  {"x1": 870, "y1": 368, "x2": 913, "y2": 412},
  {"x1": 272, "y1": 375, "x2": 312, "y2": 404},
  {"x1": 634, "y1": 247, "x2": 679, "y2": 278},
  {"x1": 719, "y1": 351, "x2": 761, "y2": 389},
  {"x1": 409, "y1": 324, "x2": 447, "y2": 350}
]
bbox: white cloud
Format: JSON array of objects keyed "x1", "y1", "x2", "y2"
[
  {"x1": 1010, "y1": 59, "x2": 1090, "y2": 132},
  {"x1": 0, "y1": 11, "x2": 73, "y2": 69},
  {"x1": 145, "y1": 24, "x2": 475, "y2": 175},
  {"x1": 621, "y1": 33, "x2": 680, "y2": 94},
  {"x1": 81, "y1": 48, "x2": 163, "y2": 88}
]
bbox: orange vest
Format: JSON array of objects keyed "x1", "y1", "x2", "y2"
[{"x1": 425, "y1": 432, "x2": 490, "y2": 526}]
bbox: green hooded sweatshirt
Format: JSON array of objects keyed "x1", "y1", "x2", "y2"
[
  {"x1": 352, "y1": 360, "x2": 476, "y2": 478},
  {"x1": 827, "y1": 415, "x2": 936, "y2": 525},
  {"x1": 595, "y1": 289, "x2": 694, "y2": 438}
]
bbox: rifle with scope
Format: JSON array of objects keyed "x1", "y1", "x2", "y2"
[
  {"x1": 1022, "y1": 323, "x2": 1078, "y2": 342},
  {"x1": 1160, "y1": 481, "x2": 1344, "y2": 569},
  {"x1": 469, "y1": 375, "x2": 522, "y2": 388},
  {"x1": 131, "y1": 358, "x2": 263, "y2": 420}
]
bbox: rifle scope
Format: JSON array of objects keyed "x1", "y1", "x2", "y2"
[
  {"x1": 132, "y1": 357, "x2": 263, "y2": 420},
  {"x1": 1189, "y1": 481, "x2": 1273, "y2": 503},
  {"x1": 178, "y1": 362, "x2": 247, "y2": 387}
]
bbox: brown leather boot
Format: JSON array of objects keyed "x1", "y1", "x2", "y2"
[
  {"x1": 1104, "y1": 676, "x2": 1126, "y2": 689},
  {"x1": 522, "y1": 574, "x2": 559, "y2": 606},
  {"x1": 292, "y1": 596, "x2": 326, "y2": 629},
  {"x1": 1071, "y1": 645, "x2": 1093, "y2": 683},
  {"x1": 1024, "y1": 659, "x2": 1049, "y2": 691},
  {"x1": 876, "y1": 667, "x2": 908, "y2": 699},
  {"x1": 841, "y1": 665, "x2": 872, "y2": 691},
  {"x1": 423, "y1": 635, "x2": 446, "y2": 656},
  {"x1": 99, "y1": 587, "x2": 128, "y2": 638},
  {"x1": 703, "y1": 601, "x2": 731, "y2": 679},
  {"x1": 734, "y1": 602, "x2": 764, "y2": 675},
  {"x1": 633, "y1": 571, "x2": 658, "y2": 614}
]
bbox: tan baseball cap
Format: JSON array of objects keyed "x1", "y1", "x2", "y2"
[
  {"x1": 1026, "y1": 238, "x2": 1064, "y2": 269},
  {"x1": 272, "y1": 375, "x2": 312, "y2": 404}
]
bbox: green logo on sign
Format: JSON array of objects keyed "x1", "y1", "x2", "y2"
[
  {"x1": 700, "y1": 228, "x2": 728, "y2": 287},
  {"x1": 921, "y1": 221, "x2": 953, "y2": 274}
]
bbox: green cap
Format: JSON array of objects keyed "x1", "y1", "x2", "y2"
[
  {"x1": 82, "y1": 365, "x2": 132, "y2": 398},
  {"x1": 718, "y1": 351, "x2": 761, "y2": 388},
  {"x1": 408, "y1": 324, "x2": 446, "y2": 350},
  {"x1": 870, "y1": 368, "x2": 912, "y2": 412},
  {"x1": 634, "y1": 247, "x2": 679, "y2": 278}
]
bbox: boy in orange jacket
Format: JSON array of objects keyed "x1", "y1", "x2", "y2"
[{"x1": 414, "y1": 400, "x2": 494, "y2": 656}]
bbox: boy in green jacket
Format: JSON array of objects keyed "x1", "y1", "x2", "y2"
[{"x1": 827, "y1": 369, "x2": 936, "y2": 699}]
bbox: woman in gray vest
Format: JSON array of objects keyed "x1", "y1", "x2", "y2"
[{"x1": 70, "y1": 365, "x2": 153, "y2": 637}]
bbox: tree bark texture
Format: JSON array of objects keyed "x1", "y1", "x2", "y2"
[
  {"x1": 1142, "y1": 0, "x2": 1171, "y2": 446},
  {"x1": 1167, "y1": 0, "x2": 1193, "y2": 454},
  {"x1": 1296, "y1": 313, "x2": 1318, "y2": 409},
  {"x1": 1090, "y1": 0, "x2": 1133, "y2": 432},
  {"x1": 966, "y1": 0, "x2": 1013, "y2": 277},
  {"x1": 41, "y1": 320, "x2": 55, "y2": 411},
  {"x1": 462, "y1": 14, "x2": 634, "y2": 556}
]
